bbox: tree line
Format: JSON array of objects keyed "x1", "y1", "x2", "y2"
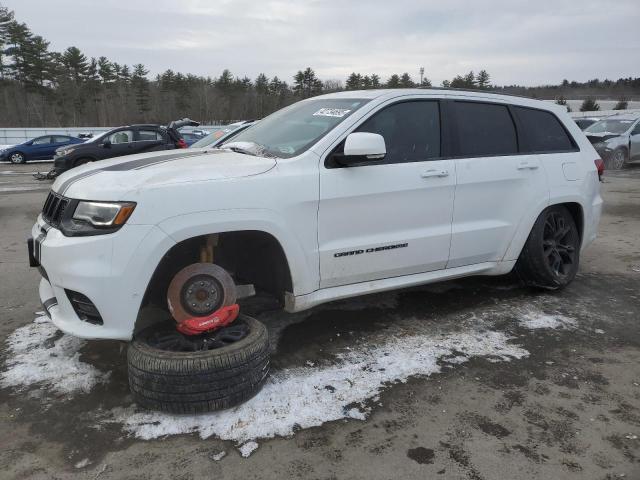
[{"x1": 0, "y1": 4, "x2": 638, "y2": 128}]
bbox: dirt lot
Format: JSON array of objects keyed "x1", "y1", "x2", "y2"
[{"x1": 0, "y1": 161, "x2": 639, "y2": 480}]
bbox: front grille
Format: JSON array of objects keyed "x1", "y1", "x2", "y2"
[
  {"x1": 66, "y1": 290, "x2": 103, "y2": 325},
  {"x1": 42, "y1": 191, "x2": 70, "y2": 227}
]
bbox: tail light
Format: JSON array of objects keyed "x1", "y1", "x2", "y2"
[
  {"x1": 176, "y1": 139, "x2": 188, "y2": 149},
  {"x1": 594, "y1": 158, "x2": 604, "y2": 181}
]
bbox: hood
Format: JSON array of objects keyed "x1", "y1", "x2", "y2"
[
  {"x1": 586, "y1": 133, "x2": 620, "y2": 144},
  {"x1": 52, "y1": 149, "x2": 276, "y2": 199}
]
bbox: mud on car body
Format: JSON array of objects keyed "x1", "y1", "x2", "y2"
[{"x1": 29, "y1": 89, "x2": 603, "y2": 412}]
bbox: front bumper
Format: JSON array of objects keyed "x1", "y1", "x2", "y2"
[{"x1": 32, "y1": 215, "x2": 175, "y2": 340}]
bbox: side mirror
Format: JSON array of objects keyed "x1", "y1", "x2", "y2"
[
  {"x1": 339, "y1": 132, "x2": 386, "y2": 166},
  {"x1": 102, "y1": 139, "x2": 111, "y2": 148}
]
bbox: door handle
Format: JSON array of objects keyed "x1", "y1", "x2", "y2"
[
  {"x1": 517, "y1": 161, "x2": 539, "y2": 170},
  {"x1": 421, "y1": 169, "x2": 449, "y2": 178}
]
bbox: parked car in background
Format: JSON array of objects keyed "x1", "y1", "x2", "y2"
[
  {"x1": 190, "y1": 121, "x2": 257, "y2": 148},
  {"x1": 574, "y1": 117, "x2": 600, "y2": 130},
  {"x1": 0, "y1": 135, "x2": 84, "y2": 164},
  {"x1": 584, "y1": 114, "x2": 640, "y2": 169},
  {"x1": 179, "y1": 131, "x2": 206, "y2": 146},
  {"x1": 52, "y1": 118, "x2": 199, "y2": 174}
]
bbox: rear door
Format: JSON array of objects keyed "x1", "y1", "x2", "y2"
[
  {"x1": 318, "y1": 98, "x2": 456, "y2": 288},
  {"x1": 447, "y1": 100, "x2": 549, "y2": 268},
  {"x1": 134, "y1": 129, "x2": 168, "y2": 153}
]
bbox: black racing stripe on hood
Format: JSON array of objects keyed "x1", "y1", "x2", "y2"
[
  {"x1": 102, "y1": 151, "x2": 204, "y2": 171},
  {"x1": 58, "y1": 151, "x2": 206, "y2": 194}
]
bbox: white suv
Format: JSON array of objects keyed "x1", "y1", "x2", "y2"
[{"x1": 30, "y1": 89, "x2": 603, "y2": 341}]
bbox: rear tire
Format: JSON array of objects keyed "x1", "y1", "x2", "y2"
[
  {"x1": 127, "y1": 315, "x2": 270, "y2": 414},
  {"x1": 515, "y1": 206, "x2": 580, "y2": 290},
  {"x1": 606, "y1": 148, "x2": 627, "y2": 170}
]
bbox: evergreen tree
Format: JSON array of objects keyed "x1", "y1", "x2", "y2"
[
  {"x1": 614, "y1": 97, "x2": 628, "y2": 110},
  {"x1": 476, "y1": 70, "x2": 490, "y2": 89},
  {"x1": 386, "y1": 74, "x2": 400, "y2": 88},
  {"x1": 399, "y1": 72, "x2": 414, "y2": 88},
  {"x1": 580, "y1": 98, "x2": 600, "y2": 112},
  {"x1": 345, "y1": 72, "x2": 362, "y2": 90},
  {"x1": 131, "y1": 63, "x2": 150, "y2": 119}
]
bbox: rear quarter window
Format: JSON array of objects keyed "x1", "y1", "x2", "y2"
[
  {"x1": 453, "y1": 102, "x2": 518, "y2": 157},
  {"x1": 514, "y1": 107, "x2": 576, "y2": 153}
]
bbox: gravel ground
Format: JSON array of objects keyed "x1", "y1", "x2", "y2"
[{"x1": 0, "y1": 161, "x2": 639, "y2": 480}]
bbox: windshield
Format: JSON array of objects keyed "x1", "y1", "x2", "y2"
[
  {"x1": 88, "y1": 131, "x2": 110, "y2": 143},
  {"x1": 585, "y1": 119, "x2": 635, "y2": 135},
  {"x1": 191, "y1": 125, "x2": 244, "y2": 148},
  {"x1": 221, "y1": 98, "x2": 370, "y2": 158}
]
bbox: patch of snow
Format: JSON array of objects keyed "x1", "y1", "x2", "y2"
[
  {"x1": 518, "y1": 311, "x2": 576, "y2": 330},
  {"x1": 210, "y1": 451, "x2": 226, "y2": 461},
  {"x1": 0, "y1": 317, "x2": 110, "y2": 395},
  {"x1": 594, "y1": 328, "x2": 605, "y2": 334},
  {"x1": 238, "y1": 441, "x2": 259, "y2": 458},
  {"x1": 74, "y1": 458, "x2": 91, "y2": 469},
  {"x1": 111, "y1": 328, "x2": 527, "y2": 445}
]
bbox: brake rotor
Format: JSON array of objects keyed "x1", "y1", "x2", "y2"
[{"x1": 167, "y1": 263, "x2": 237, "y2": 323}]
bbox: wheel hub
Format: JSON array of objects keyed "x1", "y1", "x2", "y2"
[{"x1": 181, "y1": 274, "x2": 222, "y2": 316}]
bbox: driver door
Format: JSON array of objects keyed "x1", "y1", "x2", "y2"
[{"x1": 318, "y1": 99, "x2": 456, "y2": 288}]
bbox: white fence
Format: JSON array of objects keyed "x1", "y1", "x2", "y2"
[{"x1": 0, "y1": 125, "x2": 225, "y2": 146}]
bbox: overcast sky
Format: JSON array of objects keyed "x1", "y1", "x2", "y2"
[{"x1": 5, "y1": 0, "x2": 639, "y2": 86}]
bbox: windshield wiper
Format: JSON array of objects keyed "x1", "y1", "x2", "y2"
[
  {"x1": 218, "y1": 142, "x2": 280, "y2": 159},
  {"x1": 224, "y1": 145, "x2": 254, "y2": 156}
]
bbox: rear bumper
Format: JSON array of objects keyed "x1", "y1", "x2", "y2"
[{"x1": 32, "y1": 215, "x2": 175, "y2": 340}]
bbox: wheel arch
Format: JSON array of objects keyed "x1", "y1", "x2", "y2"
[
  {"x1": 134, "y1": 229, "x2": 294, "y2": 334},
  {"x1": 504, "y1": 200, "x2": 585, "y2": 262}
]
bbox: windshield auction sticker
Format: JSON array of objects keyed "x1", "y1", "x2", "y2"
[{"x1": 313, "y1": 108, "x2": 351, "y2": 118}]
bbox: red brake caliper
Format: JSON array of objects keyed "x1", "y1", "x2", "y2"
[{"x1": 176, "y1": 304, "x2": 240, "y2": 336}]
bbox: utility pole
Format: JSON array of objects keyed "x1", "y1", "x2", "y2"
[{"x1": 419, "y1": 67, "x2": 424, "y2": 86}]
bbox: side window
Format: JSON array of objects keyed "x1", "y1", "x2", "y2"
[
  {"x1": 137, "y1": 130, "x2": 163, "y2": 141},
  {"x1": 54, "y1": 136, "x2": 70, "y2": 143},
  {"x1": 453, "y1": 102, "x2": 518, "y2": 156},
  {"x1": 632, "y1": 123, "x2": 640, "y2": 135},
  {"x1": 109, "y1": 130, "x2": 133, "y2": 144},
  {"x1": 355, "y1": 101, "x2": 441, "y2": 164},
  {"x1": 32, "y1": 136, "x2": 52, "y2": 145},
  {"x1": 515, "y1": 107, "x2": 575, "y2": 153}
]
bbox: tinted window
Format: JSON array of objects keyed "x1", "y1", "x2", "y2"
[
  {"x1": 32, "y1": 136, "x2": 52, "y2": 145},
  {"x1": 515, "y1": 107, "x2": 574, "y2": 152},
  {"x1": 54, "y1": 136, "x2": 70, "y2": 143},
  {"x1": 138, "y1": 130, "x2": 162, "y2": 141},
  {"x1": 454, "y1": 102, "x2": 517, "y2": 156},
  {"x1": 109, "y1": 130, "x2": 133, "y2": 144},
  {"x1": 355, "y1": 101, "x2": 440, "y2": 163}
]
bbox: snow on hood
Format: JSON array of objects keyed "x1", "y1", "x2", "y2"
[{"x1": 52, "y1": 149, "x2": 276, "y2": 200}]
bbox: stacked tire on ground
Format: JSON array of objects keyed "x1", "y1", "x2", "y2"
[{"x1": 127, "y1": 315, "x2": 270, "y2": 414}]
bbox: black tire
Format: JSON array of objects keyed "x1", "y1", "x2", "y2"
[
  {"x1": 127, "y1": 315, "x2": 269, "y2": 414},
  {"x1": 515, "y1": 205, "x2": 580, "y2": 290},
  {"x1": 73, "y1": 158, "x2": 90, "y2": 168},
  {"x1": 605, "y1": 148, "x2": 627, "y2": 170},
  {"x1": 9, "y1": 151, "x2": 25, "y2": 164}
]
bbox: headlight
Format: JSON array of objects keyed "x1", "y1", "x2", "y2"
[
  {"x1": 57, "y1": 148, "x2": 71, "y2": 156},
  {"x1": 60, "y1": 201, "x2": 136, "y2": 236}
]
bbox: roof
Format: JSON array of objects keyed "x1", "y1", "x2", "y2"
[
  {"x1": 606, "y1": 113, "x2": 640, "y2": 121},
  {"x1": 315, "y1": 88, "x2": 565, "y2": 112}
]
